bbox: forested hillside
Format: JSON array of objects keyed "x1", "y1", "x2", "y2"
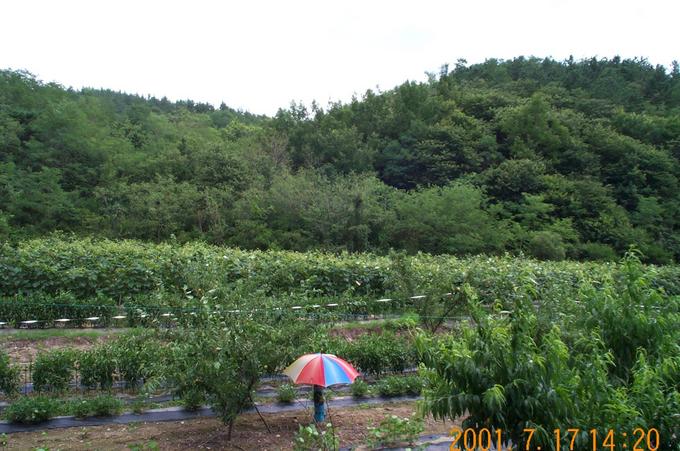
[{"x1": 1, "y1": 57, "x2": 680, "y2": 262}]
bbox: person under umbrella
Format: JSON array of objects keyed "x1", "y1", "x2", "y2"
[{"x1": 283, "y1": 353, "x2": 360, "y2": 422}]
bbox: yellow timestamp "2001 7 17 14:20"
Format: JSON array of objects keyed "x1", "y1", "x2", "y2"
[{"x1": 449, "y1": 426, "x2": 661, "y2": 451}]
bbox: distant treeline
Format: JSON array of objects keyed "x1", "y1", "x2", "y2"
[{"x1": 1, "y1": 56, "x2": 680, "y2": 262}]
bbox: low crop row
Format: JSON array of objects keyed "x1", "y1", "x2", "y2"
[
  {"x1": 318, "y1": 332, "x2": 418, "y2": 375},
  {"x1": 0, "y1": 291, "x2": 408, "y2": 328},
  {"x1": 3, "y1": 394, "x2": 124, "y2": 424},
  {"x1": 3, "y1": 373, "x2": 427, "y2": 425},
  {"x1": 0, "y1": 329, "x2": 418, "y2": 399},
  {"x1": 0, "y1": 331, "x2": 164, "y2": 396}
]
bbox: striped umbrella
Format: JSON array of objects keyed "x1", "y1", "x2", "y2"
[{"x1": 283, "y1": 353, "x2": 360, "y2": 387}]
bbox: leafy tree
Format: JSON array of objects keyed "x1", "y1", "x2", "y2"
[
  {"x1": 527, "y1": 231, "x2": 566, "y2": 260},
  {"x1": 388, "y1": 182, "x2": 507, "y2": 255},
  {"x1": 168, "y1": 307, "x2": 315, "y2": 440},
  {"x1": 2, "y1": 57, "x2": 680, "y2": 261},
  {"x1": 417, "y1": 256, "x2": 680, "y2": 449}
]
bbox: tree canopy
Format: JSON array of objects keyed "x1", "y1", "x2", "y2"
[{"x1": 1, "y1": 56, "x2": 680, "y2": 262}]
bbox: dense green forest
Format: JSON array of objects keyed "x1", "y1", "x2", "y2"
[{"x1": 1, "y1": 56, "x2": 680, "y2": 262}]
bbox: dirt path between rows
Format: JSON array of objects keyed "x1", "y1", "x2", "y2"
[{"x1": 4, "y1": 401, "x2": 459, "y2": 450}]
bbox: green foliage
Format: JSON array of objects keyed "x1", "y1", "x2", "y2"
[
  {"x1": 582, "y1": 251, "x2": 680, "y2": 380},
  {"x1": 350, "y1": 379, "x2": 369, "y2": 398},
  {"x1": 32, "y1": 350, "x2": 76, "y2": 393},
  {"x1": 69, "y1": 395, "x2": 123, "y2": 418},
  {"x1": 387, "y1": 251, "x2": 477, "y2": 333},
  {"x1": 2, "y1": 58, "x2": 680, "y2": 261},
  {"x1": 293, "y1": 423, "x2": 339, "y2": 451},
  {"x1": 178, "y1": 389, "x2": 205, "y2": 412},
  {"x1": 130, "y1": 399, "x2": 148, "y2": 414},
  {"x1": 387, "y1": 182, "x2": 508, "y2": 255},
  {"x1": 4, "y1": 396, "x2": 60, "y2": 424},
  {"x1": 527, "y1": 231, "x2": 566, "y2": 261},
  {"x1": 323, "y1": 332, "x2": 417, "y2": 376},
  {"x1": 0, "y1": 238, "x2": 181, "y2": 299},
  {"x1": 16, "y1": 330, "x2": 165, "y2": 395},
  {"x1": 78, "y1": 345, "x2": 116, "y2": 389},
  {"x1": 277, "y1": 383, "x2": 297, "y2": 403},
  {"x1": 168, "y1": 306, "x2": 312, "y2": 439},
  {"x1": 110, "y1": 330, "x2": 165, "y2": 388},
  {"x1": 365, "y1": 414, "x2": 424, "y2": 448},
  {"x1": 578, "y1": 242, "x2": 619, "y2": 261},
  {"x1": 0, "y1": 237, "x2": 390, "y2": 299},
  {"x1": 417, "y1": 254, "x2": 680, "y2": 449},
  {"x1": 384, "y1": 312, "x2": 420, "y2": 330},
  {"x1": 0, "y1": 351, "x2": 20, "y2": 397},
  {"x1": 0, "y1": 291, "x2": 117, "y2": 326},
  {"x1": 126, "y1": 441, "x2": 159, "y2": 451},
  {"x1": 2, "y1": 237, "x2": 679, "y2": 328},
  {"x1": 375, "y1": 375, "x2": 423, "y2": 397},
  {"x1": 70, "y1": 398, "x2": 97, "y2": 418}
]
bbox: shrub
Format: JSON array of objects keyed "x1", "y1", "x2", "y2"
[
  {"x1": 89, "y1": 394, "x2": 123, "y2": 416},
  {"x1": 293, "y1": 423, "x2": 339, "y2": 451},
  {"x1": 181, "y1": 389, "x2": 205, "y2": 411},
  {"x1": 167, "y1": 311, "x2": 304, "y2": 441},
  {"x1": 0, "y1": 236, "x2": 642, "y2": 309},
  {"x1": 416, "y1": 257, "x2": 680, "y2": 450},
  {"x1": 579, "y1": 242, "x2": 618, "y2": 261},
  {"x1": 4, "y1": 396, "x2": 60, "y2": 424},
  {"x1": 32, "y1": 350, "x2": 75, "y2": 392},
  {"x1": 366, "y1": 414, "x2": 424, "y2": 447},
  {"x1": 70, "y1": 395, "x2": 123, "y2": 418},
  {"x1": 528, "y1": 231, "x2": 566, "y2": 261},
  {"x1": 110, "y1": 331, "x2": 163, "y2": 388},
  {"x1": 350, "y1": 379, "x2": 369, "y2": 398},
  {"x1": 70, "y1": 398, "x2": 92, "y2": 419},
  {"x1": 385, "y1": 312, "x2": 420, "y2": 331},
  {"x1": 79, "y1": 346, "x2": 116, "y2": 389},
  {"x1": 376, "y1": 375, "x2": 423, "y2": 397},
  {"x1": 277, "y1": 383, "x2": 297, "y2": 403},
  {"x1": 0, "y1": 351, "x2": 20, "y2": 396},
  {"x1": 131, "y1": 399, "x2": 148, "y2": 414},
  {"x1": 339, "y1": 333, "x2": 416, "y2": 375}
]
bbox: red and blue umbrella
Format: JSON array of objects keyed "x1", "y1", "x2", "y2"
[{"x1": 283, "y1": 353, "x2": 359, "y2": 387}]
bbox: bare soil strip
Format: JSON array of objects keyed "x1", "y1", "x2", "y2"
[{"x1": 2, "y1": 401, "x2": 460, "y2": 450}]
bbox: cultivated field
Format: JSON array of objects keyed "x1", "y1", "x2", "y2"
[{"x1": 1, "y1": 238, "x2": 678, "y2": 449}]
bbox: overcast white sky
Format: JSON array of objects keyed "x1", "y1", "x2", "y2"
[{"x1": 1, "y1": 0, "x2": 678, "y2": 115}]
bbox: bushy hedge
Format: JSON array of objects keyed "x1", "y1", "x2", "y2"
[
  {"x1": 277, "y1": 383, "x2": 297, "y2": 403},
  {"x1": 32, "y1": 350, "x2": 76, "y2": 393},
  {"x1": 0, "y1": 238, "x2": 388, "y2": 299},
  {"x1": 350, "y1": 379, "x2": 369, "y2": 397},
  {"x1": 336, "y1": 333, "x2": 417, "y2": 375},
  {"x1": 375, "y1": 375, "x2": 424, "y2": 397},
  {"x1": 0, "y1": 292, "x2": 117, "y2": 326},
  {"x1": 1, "y1": 237, "x2": 679, "y2": 324},
  {"x1": 0, "y1": 350, "x2": 20, "y2": 396},
  {"x1": 417, "y1": 253, "x2": 680, "y2": 450},
  {"x1": 70, "y1": 395, "x2": 123, "y2": 418},
  {"x1": 7, "y1": 237, "x2": 679, "y2": 300},
  {"x1": 112, "y1": 331, "x2": 168, "y2": 387},
  {"x1": 20, "y1": 330, "x2": 166, "y2": 392},
  {"x1": 310, "y1": 331, "x2": 417, "y2": 376},
  {"x1": 4, "y1": 396, "x2": 60, "y2": 424},
  {"x1": 0, "y1": 238, "x2": 179, "y2": 299},
  {"x1": 79, "y1": 345, "x2": 116, "y2": 389}
]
